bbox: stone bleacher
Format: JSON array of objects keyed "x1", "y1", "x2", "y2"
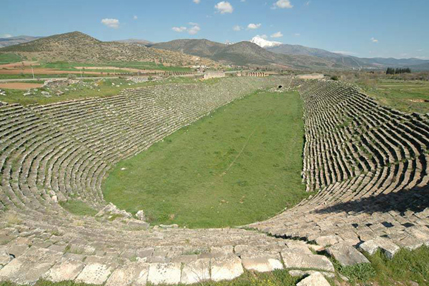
[{"x1": 0, "y1": 77, "x2": 428, "y2": 285}]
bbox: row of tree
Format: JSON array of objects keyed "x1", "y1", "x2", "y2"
[{"x1": 386, "y1": 67, "x2": 412, "y2": 74}]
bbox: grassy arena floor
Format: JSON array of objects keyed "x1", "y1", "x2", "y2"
[{"x1": 103, "y1": 90, "x2": 309, "y2": 228}]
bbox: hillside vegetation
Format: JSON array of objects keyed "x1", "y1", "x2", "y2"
[
  {"x1": 0, "y1": 32, "x2": 216, "y2": 67},
  {"x1": 152, "y1": 39, "x2": 338, "y2": 69}
]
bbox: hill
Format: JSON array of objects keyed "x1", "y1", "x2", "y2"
[
  {"x1": 152, "y1": 39, "x2": 337, "y2": 69},
  {"x1": 115, "y1": 39, "x2": 152, "y2": 46},
  {"x1": 0, "y1": 35, "x2": 41, "y2": 48},
  {"x1": 0, "y1": 32, "x2": 216, "y2": 67}
]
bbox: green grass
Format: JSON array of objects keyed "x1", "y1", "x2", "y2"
[
  {"x1": 59, "y1": 200, "x2": 98, "y2": 216},
  {"x1": 103, "y1": 90, "x2": 309, "y2": 228},
  {"x1": 0, "y1": 53, "x2": 23, "y2": 64},
  {"x1": 357, "y1": 79, "x2": 429, "y2": 114},
  {"x1": 366, "y1": 246, "x2": 429, "y2": 286}
]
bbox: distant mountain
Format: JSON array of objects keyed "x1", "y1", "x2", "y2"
[
  {"x1": 0, "y1": 32, "x2": 216, "y2": 66},
  {"x1": 358, "y1": 57, "x2": 429, "y2": 68},
  {"x1": 152, "y1": 39, "x2": 338, "y2": 69},
  {"x1": 0, "y1": 36, "x2": 41, "y2": 48},
  {"x1": 250, "y1": 36, "x2": 281, "y2": 48},
  {"x1": 115, "y1": 39, "x2": 152, "y2": 46},
  {"x1": 267, "y1": 44, "x2": 429, "y2": 70}
]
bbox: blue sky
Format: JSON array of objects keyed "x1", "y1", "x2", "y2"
[{"x1": 1, "y1": 0, "x2": 428, "y2": 59}]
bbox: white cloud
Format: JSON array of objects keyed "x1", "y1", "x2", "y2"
[
  {"x1": 215, "y1": 1, "x2": 234, "y2": 14},
  {"x1": 294, "y1": 33, "x2": 301, "y2": 36},
  {"x1": 305, "y1": 1, "x2": 311, "y2": 6},
  {"x1": 188, "y1": 24, "x2": 201, "y2": 35},
  {"x1": 273, "y1": 0, "x2": 293, "y2": 9},
  {"x1": 233, "y1": 25, "x2": 242, "y2": 31},
  {"x1": 172, "y1": 26, "x2": 187, "y2": 32},
  {"x1": 193, "y1": 0, "x2": 201, "y2": 4},
  {"x1": 133, "y1": 15, "x2": 138, "y2": 20},
  {"x1": 251, "y1": 35, "x2": 282, "y2": 48},
  {"x1": 0, "y1": 34, "x2": 12, "y2": 38},
  {"x1": 101, "y1": 18, "x2": 120, "y2": 29},
  {"x1": 247, "y1": 23, "x2": 261, "y2": 29},
  {"x1": 271, "y1": 31, "x2": 283, "y2": 38},
  {"x1": 172, "y1": 23, "x2": 201, "y2": 35},
  {"x1": 371, "y1": 37, "x2": 379, "y2": 43},
  {"x1": 333, "y1": 51, "x2": 357, "y2": 56}
]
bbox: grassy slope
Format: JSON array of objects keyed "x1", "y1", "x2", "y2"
[
  {"x1": 357, "y1": 79, "x2": 429, "y2": 114},
  {"x1": 103, "y1": 90, "x2": 308, "y2": 228},
  {"x1": 0, "y1": 53, "x2": 22, "y2": 64},
  {"x1": 59, "y1": 200, "x2": 98, "y2": 216}
]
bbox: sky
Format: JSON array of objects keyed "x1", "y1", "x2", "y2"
[{"x1": 1, "y1": 0, "x2": 428, "y2": 59}]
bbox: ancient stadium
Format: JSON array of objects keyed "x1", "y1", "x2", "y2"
[{"x1": 1, "y1": 1, "x2": 429, "y2": 285}]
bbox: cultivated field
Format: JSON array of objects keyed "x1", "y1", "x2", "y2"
[
  {"x1": 357, "y1": 79, "x2": 429, "y2": 114},
  {"x1": 103, "y1": 89, "x2": 308, "y2": 228}
]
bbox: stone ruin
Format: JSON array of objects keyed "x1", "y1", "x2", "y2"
[{"x1": 0, "y1": 76, "x2": 427, "y2": 285}]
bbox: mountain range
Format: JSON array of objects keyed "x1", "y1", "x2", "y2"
[
  {"x1": 1, "y1": 32, "x2": 428, "y2": 70},
  {"x1": 0, "y1": 36, "x2": 41, "y2": 48},
  {"x1": 151, "y1": 39, "x2": 429, "y2": 70}
]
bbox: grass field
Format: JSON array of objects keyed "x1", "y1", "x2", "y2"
[
  {"x1": 103, "y1": 90, "x2": 308, "y2": 228},
  {"x1": 357, "y1": 79, "x2": 429, "y2": 114}
]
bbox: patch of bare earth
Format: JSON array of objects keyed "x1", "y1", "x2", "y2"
[{"x1": 0, "y1": 82, "x2": 43, "y2": 90}]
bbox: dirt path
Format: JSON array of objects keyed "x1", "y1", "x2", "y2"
[{"x1": 0, "y1": 82, "x2": 43, "y2": 90}]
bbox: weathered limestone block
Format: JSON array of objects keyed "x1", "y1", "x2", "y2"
[
  {"x1": 0, "y1": 247, "x2": 12, "y2": 266},
  {"x1": 281, "y1": 249, "x2": 334, "y2": 272},
  {"x1": 358, "y1": 240, "x2": 378, "y2": 255},
  {"x1": 359, "y1": 237, "x2": 400, "y2": 259},
  {"x1": 327, "y1": 243, "x2": 369, "y2": 266},
  {"x1": 241, "y1": 254, "x2": 283, "y2": 272},
  {"x1": 147, "y1": 262, "x2": 181, "y2": 285},
  {"x1": 75, "y1": 263, "x2": 113, "y2": 285},
  {"x1": 43, "y1": 259, "x2": 85, "y2": 282},
  {"x1": 0, "y1": 248, "x2": 62, "y2": 285},
  {"x1": 136, "y1": 210, "x2": 146, "y2": 221},
  {"x1": 296, "y1": 272, "x2": 331, "y2": 286},
  {"x1": 211, "y1": 255, "x2": 244, "y2": 282},
  {"x1": 285, "y1": 240, "x2": 313, "y2": 255},
  {"x1": 96, "y1": 203, "x2": 132, "y2": 219},
  {"x1": 105, "y1": 262, "x2": 149, "y2": 286},
  {"x1": 180, "y1": 258, "x2": 210, "y2": 284},
  {"x1": 315, "y1": 235, "x2": 342, "y2": 247}
]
